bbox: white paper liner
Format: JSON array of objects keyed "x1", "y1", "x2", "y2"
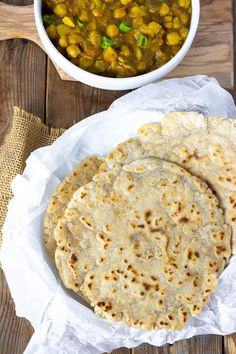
[{"x1": 1, "y1": 76, "x2": 236, "y2": 354}]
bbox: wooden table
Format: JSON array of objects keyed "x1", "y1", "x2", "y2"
[{"x1": 0, "y1": 0, "x2": 236, "y2": 353}]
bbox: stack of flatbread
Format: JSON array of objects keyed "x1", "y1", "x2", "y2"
[{"x1": 44, "y1": 112, "x2": 236, "y2": 331}]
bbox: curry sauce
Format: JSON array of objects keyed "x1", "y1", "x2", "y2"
[{"x1": 43, "y1": 0, "x2": 191, "y2": 77}]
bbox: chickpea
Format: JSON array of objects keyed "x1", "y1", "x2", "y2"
[
  {"x1": 57, "y1": 24, "x2": 72, "y2": 36},
  {"x1": 159, "y1": 3, "x2": 169, "y2": 16},
  {"x1": 132, "y1": 16, "x2": 144, "y2": 28},
  {"x1": 53, "y1": 4, "x2": 67, "y2": 17},
  {"x1": 68, "y1": 34, "x2": 81, "y2": 44},
  {"x1": 180, "y1": 27, "x2": 189, "y2": 39},
  {"x1": 164, "y1": 15, "x2": 173, "y2": 29},
  {"x1": 172, "y1": 7, "x2": 182, "y2": 17},
  {"x1": 129, "y1": 6, "x2": 146, "y2": 17},
  {"x1": 92, "y1": 8, "x2": 103, "y2": 17},
  {"x1": 120, "y1": 45, "x2": 131, "y2": 57},
  {"x1": 46, "y1": 25, "x2": 58, "y2": 39},
  {"x1": 95, "y1": 59, "x2": 106, "y2": 72},
  {"x1": 167, "y1": 32, "x2": 182, "y2": 46},
  {"x1": 79, "y1": 56, "x2": 94, "y2": 68},
  {"x1": 164, "y1": 16, "x2": 173, "y2": 22},
  {"x1": 88, "y1": 22, "x2": 97, "y2": 31},
  {"x1": 66, "y1": 44, "x2": 81, "y2": 58},
  {"x1": 89, "y1": 30, "x2": 102, "y2": 46},
  {"x1": 173, "y1": 17, "x2": 181, "y2": 29},
  {"x1": 120, "y1": 0, "x2": 132, "y2": 4},
  {"x1": 180, "y1": 13, "x2": 189, "y2": 25},
  {"x1": 178, "y1": 0, "x2": 190, "y2": 9},
  {"x1": 103, "y1": 47, "x2": 117, "y2": 62},
  {"x1": 106, "y1": 24, "x2": 119, "y2": 38},
  {"x1": 148, "y1": 22, "x2": 162, "y2": 35},
  {"x1": 59, "y1": 36, "x2": 68, "y2": 48},
  {"x1": 164, "y1": 22, "x2": 173, "y2": 29},
  {"x1": 79, "y1": 11, "x2": 89, "y2": 22},
  {"x1": 139, "y1": 24, "x2": 149, "y2": 35},
  {"x1": 113, "y1": 8, "x2": 126, "y2": 19},
  {"x1": 164, "y1": 21, "x2": 173, "y2": 29},
  {"x1": 93, "y1": 0, "x2": 102, "y2": 6}
]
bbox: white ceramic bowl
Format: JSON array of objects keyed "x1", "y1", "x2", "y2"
[{"x1": 34, "y1": 0, "x2": 200, "y2": 90}]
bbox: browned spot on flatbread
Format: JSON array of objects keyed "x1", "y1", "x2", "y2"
[{"x1": 179, "y1": 217, "x2": 189, "y2": 223}]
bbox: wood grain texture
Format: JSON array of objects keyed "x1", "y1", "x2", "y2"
[
  {"x1": 0, "y1": 1, "x2": 47, "y2": 353},
  {"x1": 0, "y1": 3, "x2": 43, "y2": 48},
  {"x1": 105, "y1": 349, "x2": 131, "y2": 354},
  {"x1": 133, "y1": 344, "x2": 170, "y2": 354},
  {"x1": 0, "y1": 0, "x2": 233, "y2": 89},
  {"x1": 169, "y1": 335, "x2": 223, "y2": 354},
  {"x1": 45, "y1": 59, "x2": 128, "y2": 127},
  {"x1": 132, "y1": 335, "x2": 223, "y2": 354},
  {"x1": 0, "y1": 270, "x2": 34, "y2": 354},
  {"x1": 224, "y1": 333, "x2": 236, "y2": 354},
  {"x1": 0, "y1": 38, "x2": 46, "y2": 144}
]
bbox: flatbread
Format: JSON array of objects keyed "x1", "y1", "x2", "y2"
[
  {"x1": 44, "y1": 156, "x2": 103, "y2": 262},
  {"x1": 54, "y1": 157, "x2": 231, "y2": 331},
  {"x1": 137, "y1": 112, "x2": 236, "y2": 253},
  {"x1": 101, "y1": 112, "x2": 236, "y2": 254}
]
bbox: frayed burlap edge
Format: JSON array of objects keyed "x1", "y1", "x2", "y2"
[
  {"x1": 0, "y1": 107, "x2": 65, "y2": 248},
  {"x1": 13, "y1": 107, "x2": 65, "y2": 138}
]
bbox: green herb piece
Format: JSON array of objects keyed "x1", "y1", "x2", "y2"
[
  {"x1": 43, "y1": 14, "x2": 55, "y2": 25},
  {"x1": 119, "y1": 22, "x2": 132, "y2": 33},
  {"x1": 138, "y1": 34, "x2": 148, "y2": 48},
  {"x1": 100, "y1": 36, "x2": 118, "y2": 49},
  {"x1": 77, "y1": 19, "x2": 84, "y2": 28}
]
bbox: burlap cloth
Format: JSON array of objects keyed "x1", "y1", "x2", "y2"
[{"x1": 0, "y1": 107, "x2": 65, "y2": 246}]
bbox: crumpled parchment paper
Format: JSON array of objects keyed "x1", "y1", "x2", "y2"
[{"x1": 1, "y1": 75, "x2": 236, "y2": 354}]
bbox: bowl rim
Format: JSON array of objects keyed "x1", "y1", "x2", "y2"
[{"x1": 34, "y1": 0, "x2": 200, "y2": 90}]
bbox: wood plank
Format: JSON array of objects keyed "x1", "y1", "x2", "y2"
[
  {"x1": 0, "y1": 270, "x2": 34, "y2": 354},
  {"x1": 45, "y1": 59, "x2": 127, "y2": 127},
  {"x1": 0, "y1": 1, "x2": 47, "y2": 353},
  {"x1": 132, "y1": 334, "x2": 223, "y2": 354},
  {"x1": 169, "y1": 335, "x2": 222, "y2": 354},
  {"x1": 0, "y1": 3, "x2": 42, "y2": 48},
  {"x1": 224, "y1": 334, "x2": 236, "y2": 354},
  {"x1": 133, "y1": 344, "x2": 170, "y2": 354},
  {"x1": 106, "y1": 348, "x2": 131, "y2": 354},
  {"x1": 228, "y1": 0, "x2": 236, "y2": 101},
  {"x1": 131, "y1": 333, "x2": 223, "y2": 354},
  {"x1": 0, "y1": 38, "x2": 46, "y2": 143}
]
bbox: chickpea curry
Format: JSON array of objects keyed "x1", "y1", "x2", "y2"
[{"x1": 43, "y1": 0, "x2": 192, "y2": 77}]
